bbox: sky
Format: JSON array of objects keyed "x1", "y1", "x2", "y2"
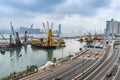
[{"x1": 0, "y1": 0, "x2": 120, "y2": 33}]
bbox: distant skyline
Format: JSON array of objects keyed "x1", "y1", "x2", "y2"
[{"x1": 0, "y1": 0, "x2": 120, "y2": 33}]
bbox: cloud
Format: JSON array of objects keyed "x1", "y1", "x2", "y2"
[
  {"x1": 0, "y1": 0, "x2": 110, "y2": 16},
  {"x1": 54, "y1": 0, "x2": 110, "y2": 16},
  {"x1": 0, "y1": 0, "x2": 119, "y2": 33},
  {"x1": 0, "y1": 0, "x2": 64, "y2": 13}
]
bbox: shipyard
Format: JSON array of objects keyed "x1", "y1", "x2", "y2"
[{"x1": 1, "y1": 0, "x2": 120, "y2": 80}]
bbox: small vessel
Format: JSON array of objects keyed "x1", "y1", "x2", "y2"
[
  {"x1": 78, "y1": 36, "x2": 83, "y2": 42},
  {"x1": 19, "y1": 54, "x2": 22, "y2": 57},
  {"x1": 1, "y1": 49, "x2": 5, "y2": 54}
]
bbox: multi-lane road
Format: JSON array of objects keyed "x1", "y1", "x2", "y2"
[
  {"x1": 21, "y1": 42, "x2": 120, "y2": 80},
  {"x1": 85, "y1": 47, "x2": 118, "y2": 80},
  {"x1": 83, "y1": 44, "x2": 120, "y2": 80}
]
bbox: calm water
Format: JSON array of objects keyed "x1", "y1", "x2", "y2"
[{"x1": 0, "y1": 38, "x2": 86, "y2": 78}]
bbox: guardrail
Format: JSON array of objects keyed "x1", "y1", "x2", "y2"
[{"x1": 73, "y1": 45, "x2": 111, "y2": 80}]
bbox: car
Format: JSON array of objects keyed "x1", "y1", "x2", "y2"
[
  {"x1": 52, "y1": 77, "x2": 60, "y2": 80},
  {"x1": 106, "y1": 71, "x2": 112, "y2": 77},
  {"x1": 95, "y1": 56, "x2": 99, "y2": 59},
  {"x1": 87, "y1": 54, "x2": 90, "y2": 57}
]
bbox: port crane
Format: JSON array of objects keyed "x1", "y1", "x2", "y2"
[
  {"x1": 31, "y1": 21, "x2": 65, "y2": 48},
  {"x1": 10, "y1": 22, "x2": 22, "y2": 47},
  {"x1": 85, "y1": 32, "x2": 93, "y2": 44},
  {"x1": 10, "y1": 22, "x2": 16, "y2": 43},
  {"x1": 42, "y1": 23, "x2": 47, "y2": 33},
  {"x1": 44, "y1": 21, "x2": 54, "y2": 47},
  {"x1": 0, "y1": 31, "x2": 9, "y2": 43}
]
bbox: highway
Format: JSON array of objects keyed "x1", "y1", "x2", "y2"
[
  {"x1": 85, "y1": 45, "x2": 119, "y2": 80},
  {"x1": 112, "y1": 45, "x2": 120, "y2": 80},
  {"x1": 42, "y1": 59, "x2": 95, "y2": 80},
  {"x1": 74, "y1": 45, "x2": 111, "y2": 80},
  {"x1": 114, "y1": 67, "x2": 120, "y2": 80},
  {"x1": 102, "y1": 65, "x2": 119, "y2": 80},
  {"x1": 21, "y1": 49, "x2": 98, "y2": 80}
]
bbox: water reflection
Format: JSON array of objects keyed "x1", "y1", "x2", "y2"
[
  {"x1": 46, "y1": 49, "x2": 54, "y2": 61},
  {"x1": 23, "y1": 45, "x2": 27, "y2": 53},
  {"x1": 31, "y1": 47, "x2": 54, "y2": 61},
  {"x1": 9, "y1": 47, "x2": 22, "y2": 59}
]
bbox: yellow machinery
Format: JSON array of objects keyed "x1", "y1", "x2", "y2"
[
  {"x1": 94, "y1": 51, "x2": 99, "y2": 56},
  {"x1": 93, "y1": 33, "x2": 102, "y2": 40},
  {"x1": 45, "y1": 29, "x2": 54, "y2": 46},
  {"x1": 79, "y1": 36, "x2": 83, "y2": 42},
  {"x1": 94, "y1": 33, "x2": 98, "y2": 40},
  {"x1": 57, "y1": 39, "x2": 65, "y2": 46},
  {"x1": 85, "y1": 33, "x2": 93, "y2": 43},
  {"x1": 31, "y1": 22, "x2": 65, "y2": 48},
  {"x1": 31, "y1": 40, "x2": 43, "y2": 46}
]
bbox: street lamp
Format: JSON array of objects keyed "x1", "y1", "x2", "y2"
[{"x1": 79, "y1": 48, "x2": 84, "y2": 74}]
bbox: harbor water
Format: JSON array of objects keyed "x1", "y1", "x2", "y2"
[{"x1": 0, "y1": 34, "x2": 85, "y2": 78}]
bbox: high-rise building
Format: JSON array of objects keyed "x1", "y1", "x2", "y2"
[
  {"x1": 106, "y1": 19, "x2": 120, "y2": 35},
  {"x1": 58, "y1": 24, "x2": 61, "y2": 34}
]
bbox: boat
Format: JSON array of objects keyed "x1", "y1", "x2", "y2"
[
  {"x1": 31, "y1": 43, "x2": 57, "y2": 49},
  {"x1": 31, "y1": 22, "x2": 66, "y2": 49},
  {"x1": 31, "y1": 27, "x2": 57, "y2": 49},
  {"x1": 1, "y1": 49, "x2": 5, "y2": 54}
]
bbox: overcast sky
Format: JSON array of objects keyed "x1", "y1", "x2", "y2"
[{"x1": 0, "y1": 0, "x2": 120, "y2": 33}]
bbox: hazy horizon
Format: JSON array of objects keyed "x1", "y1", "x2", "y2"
[{"x1": 0, "y1": 0, "x2": 120, "y2": 33}]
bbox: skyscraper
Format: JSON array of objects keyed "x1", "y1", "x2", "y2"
[
  {"x1": 59, "y1": 24, "x2": 61, "y2": 34},
  {"x1": 106, "y1": 19, "x2": 120, "y2": 35}
]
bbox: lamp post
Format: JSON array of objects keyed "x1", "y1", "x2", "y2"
[{"x1": 79, "y1": 48, "x2": 84, "y2": 74}]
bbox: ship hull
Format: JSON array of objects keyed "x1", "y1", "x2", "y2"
[{"x1": 31, "y1": 44, "x2": 57, "y2": 49}]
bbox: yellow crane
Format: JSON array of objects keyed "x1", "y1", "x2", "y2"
[
  {"x1": 45, "y1": 28, "x2": 54, "y2": 46},
  {"x1": 85, "y1": 33, "x2": 93, "y2": 43},
  {"x1": 42, "y1": 23, "x2": 47, "y2": 33},
  {"x1": 31, "y1": 21, "x2": 65, "y2": 49}
]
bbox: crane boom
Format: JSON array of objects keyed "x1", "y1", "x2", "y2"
[
  {"x1": 10, "y1": 22, "x2": 16, "y2": 43},
  {"x1": 28, "y1": 24, "x2": 33, "y2": 37},
  {"x1": 42, "y1": 23, "x2": 46, "y2": 32},
  {"x1": 51, "y1": 23, "x2": 53, "y2": 30},
  {"x1": 47, "y1": 21, "x2": 49, "y2": 30},
  {"x1": 0, "y1": 32, "x2": 8, "y2": 43}
]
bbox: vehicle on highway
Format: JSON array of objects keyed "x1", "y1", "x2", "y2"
[
  {"x1": 95, "y1": 56, "x2": 99, "y2": 59},
  {"x1": 106, "y1": 71, "x2": 112, "y2": 77},
  {"x1": 52, "y1": 77, "x2": 60, "y2": 80},
  {"x1": 87, "y1": 54, "x2": 90, "y2": 57},
  {"x1": 95, "y1": 51, "x2": 99, "y2": 56}
]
